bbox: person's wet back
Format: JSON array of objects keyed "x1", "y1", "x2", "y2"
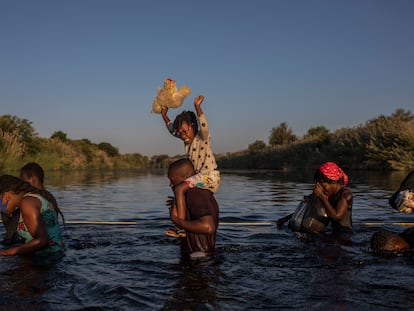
[
  {"x1": 370, "y1": 228, "x2": 414, "y2": 253},
  {"x1": 1, "y1": 162, "x2": 63, "y2": 245},
  {"x1": 0, "y1": 175, "x2": 64, "y2": 256}
]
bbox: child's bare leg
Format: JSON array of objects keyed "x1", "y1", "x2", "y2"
[{"x1": 174, "y1": 182, "x2": 190, "y2": 220}]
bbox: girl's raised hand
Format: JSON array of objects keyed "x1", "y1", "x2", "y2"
[{"x1": 194, "y1": 95, "x2": 204, "y2": 108}]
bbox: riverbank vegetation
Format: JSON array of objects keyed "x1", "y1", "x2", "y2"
[
  {"x1": 1, "y1": 109, "x2": 413, "y2": 173},
  {"x1": 0, "y1": 115, "x2": 148, "y2": 172},
  {"x1": 217, "y1": 109, "x2": 414, "y2": 171}
]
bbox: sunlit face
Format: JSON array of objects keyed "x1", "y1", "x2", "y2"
[{"x1": 177, "y1": 122, "x2": 195, "y2": 144}]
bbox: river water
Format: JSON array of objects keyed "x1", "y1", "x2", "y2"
[{"x1": 0, "y1": 169, "x2": 413, "y2": 310}]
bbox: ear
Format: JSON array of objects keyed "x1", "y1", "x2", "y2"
[{"x1": 0, "y1": 193, "x2": 10, "y2": 214}]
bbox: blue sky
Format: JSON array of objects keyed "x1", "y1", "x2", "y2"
[{"x1": 1, "y1": 1, "x2": 413, "y2": 156}]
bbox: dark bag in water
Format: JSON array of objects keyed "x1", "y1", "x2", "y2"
[
  {"x1": 389, "y1": 171, "x2": 414, "y2": 212},
  {"x1": 288, "y1": 194, "x2": 329, "y2": 233}
]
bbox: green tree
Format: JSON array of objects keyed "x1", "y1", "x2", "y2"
[
  {"x1": 269, "y1": 122, "x2": 296, "y2": 146},
  {"x1": 248, "y1": 140, "x2": 267, "y2": 153},
  {"x1": 390, "y1": 108, "x2": 414, "y2": 123},
  {"x1": 81, "y1": 138, "x2": 93, "y2": 145},
  {"x1": 304, "y1": 126, "x2": 329, "y2": 139},
  {"x1": 363, "y1": 110, "x2": 414, "y2": 169},
  {"x1": 0, "y1": 115, "x2": 39, "y2": 155},
  {"x1": 98, "y1": 142, "x2": 119, "y2": 157},
  {"x1": 51, "y1": 131, "x2": 68, "y2": 142},
  {"x1": 149, "y1": 154, "x2": 170, "y2": 168},
  {"x1": 0, "y1": 115, "x2": 37, "y2": 144}
]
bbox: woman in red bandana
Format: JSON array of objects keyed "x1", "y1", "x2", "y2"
[{"x1": 313, "y1": 162, "x2": 353, "y2": 233}]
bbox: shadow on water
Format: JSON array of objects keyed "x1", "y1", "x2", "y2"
[{"x1": 1, "y1": 169, "x2": 414, "y2": 310}]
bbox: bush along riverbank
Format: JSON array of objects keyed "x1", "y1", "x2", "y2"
[
  {"x1": 1, "y1": 109, "x2": 413, "y2": 172},
  {"x1": 216, "y1": 109, "x2": 414, "y2": 171}
]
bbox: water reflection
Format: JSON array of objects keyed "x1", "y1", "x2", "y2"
[
  {"x1": 46, "y1": 169, "x2": 167, "y2": 187},
  {"x1": 161, "y1": 259, "x2": 222, "y2": 310},
  {"x1": 1, "y1": 169, "x2": 413, "y2": 310}
]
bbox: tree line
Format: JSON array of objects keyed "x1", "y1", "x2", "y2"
[
  {"x1": 0, "y1": 115, "x2": 148, "y2": 172},
  {"x1": 217, "y1": 109, "x2": 414, "y2": 171},
  {"x1": 1, "y1": 109, "x2": 413, "y2": 172}
]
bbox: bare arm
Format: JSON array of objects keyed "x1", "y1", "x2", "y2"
[
  {"x1": 194, "y1": 95, "x2": 204, "y2": 117},
  {"x1": 173, "y1": 182, "x2": 189, "y2": 221},
  {"x1": 314, "y1": 184, "x2": 352, "y2": 220},
  {"x1": 161, "y1": 107, "x2": 171, "y2": 125},
  {"x1": 171, "y1": 204, "x2": 216, "y2": 234},
  {"x1": 0, "y1": 197, "x2": 49, "y2": 256},
  {"x1": 194, "y1": 95, "x2": 211, "y2": 140},
  {"x1": 161, "y1": 107, "x2": 176, "y2": 135}
]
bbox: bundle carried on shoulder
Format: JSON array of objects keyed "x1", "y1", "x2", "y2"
[
  {"x1": 151, "y1": 78, "x2": 191, "y2": 113},
  {"x1": 288, "y1": 193, "x2": 329, "y2": 234},
  {"x1": 389, "y1": 171, "x2": 414, "y2": 213}
]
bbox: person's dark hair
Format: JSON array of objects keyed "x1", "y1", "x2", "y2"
[
  {"x1": 370, "y1": 230, "x2": 406, "y2": 253},
  {"x1": 172, "y1": 111, "x2": 198, "y2": 136},
  {"x1": 0, "y1": 174, "x2": 64, "y2": 223},
  {"x1": 20, "y1": 162, "x2": 45, "y2": 184},
  {"x1": 168, "y1": 158, "x2": 193, "y2": 172},
  {"x1": 314, "y1": 169, "x2": 340, "y2": 184}
]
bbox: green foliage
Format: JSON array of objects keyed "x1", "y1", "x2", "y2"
[
  {"x1": 0, "y1": 115, "x2": 37, "y2": 143},
  {"x1": 0, "y1": 115, "x2": 40, "y2": 156},
  {"x1": 2, "y1": 109, "x2": 413, "y2": 172},
  {"x1": 51, "y1": 131, "x2": 68, "y2": 142},
  {"x1": 219, "y1": 109, "x2": 414, "y2": 171},
  {"x1": 115, "y1": 153, "x2": 149, "y2": 169},
  {"x1": 98, "y1": 142, "x2": 119, "y2": 157},
  {"x1": 0, "y1": 131, "x2": 25, "y2": 171},
  {"x1": 269, "y1": 122, "x2": 297, "y2": 146},
  {"x1": 248, "y1": 140, "x2": 267, "y2": 153},
  {"x1": 362, "y1": 109, "x2": 414, "y2": 170},
  {"x1": 149, "y1": 154, "x2": 171, "y2": 169},
  {"x1": 0, "y1": 115, "x2": 148, "y2": 172},
  {"x1": 304, "y1": 126, "x2": 329, "y2": 139}
]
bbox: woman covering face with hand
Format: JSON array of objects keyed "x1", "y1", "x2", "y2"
[{"x1": 313, "y1": 162, "x2": 353, "y2": 234}]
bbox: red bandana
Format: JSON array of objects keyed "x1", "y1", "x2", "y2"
[{"x1": 319, "y1": 162, "x2": 348, "y2": 186}]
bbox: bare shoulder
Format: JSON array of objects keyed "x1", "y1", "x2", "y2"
[
  {"x1": 20, "y1": 195, "x2": 41, "y2": 211},
  {"x1": 341, "y1": 187, "x2": 353, "y2": 200}
]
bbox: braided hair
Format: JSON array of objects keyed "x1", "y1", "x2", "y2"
[
  {"x1": 0, "y1": 174, "x2": 64, "y2": 223},
  {"x1": 172, "y1": 111, "x2": 199, "y2": 136}
]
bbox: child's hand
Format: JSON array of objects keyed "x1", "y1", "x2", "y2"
[
  {"x1": 194, "y1": 95, "x2": 204, "y2": 108},
  {"x1": 166, "y1": 196, "x2": 175, "y2": 208}
]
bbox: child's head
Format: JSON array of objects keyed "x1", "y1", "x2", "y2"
[
  {"x1": 20, "y1": 162, "x2": 45, "y2": 189},
  {"x1": 168, "y1": 158, "x2": 195, "y2": 188},
  {"x1": 172, "y1": 111, "x2": 198, "y2": 144},
  {"x1": 370, "y1": 230, "x2": 410, "y2": 253}
]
